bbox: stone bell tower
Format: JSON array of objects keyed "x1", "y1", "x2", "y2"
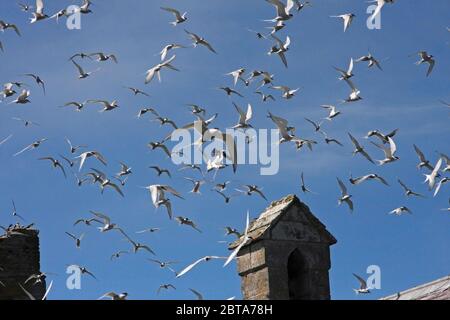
[
  {"x1": 229, "y1": 194, "x2": 336, "y2": 300},
  {"x1": 0, "y1": 226, "x2": 46, "y2": 300}
]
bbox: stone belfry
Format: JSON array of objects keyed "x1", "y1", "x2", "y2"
[
  {"x1": 229, "y1": 195, "x2": 336, "y2": 300},
  {"x1": 0, "y1": 226, "x2": 46, "y2": 300}
]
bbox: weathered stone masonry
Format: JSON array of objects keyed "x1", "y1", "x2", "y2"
[{"x1": 0, "y1": 228, "x2": 46, "y2": 300}]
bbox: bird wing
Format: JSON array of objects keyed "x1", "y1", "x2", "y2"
[
  {"x1": 160, "y1": 46, "x2": 169, "y2": 61},
  {"x1": 337, "y1": 178, "x2": 347, "y2": 195},
  {"x1": 162, "y1": 185, "x2": 184, "y2": 199},
  {"x1": 72, "y1": 60, "x2": 85, "y2": 75},
  {"x1": 433, "y1": 179, "x2": 444, "y2": 197},
  {"x1": 10, "y1": 24, "x2": 21, "y2": 36},
  {"x1": 90, "y1": 211, "x2": 110, "y2": 224},
  {"x1": 286, "y1": 0, "x2": 295, "y2": 13},
  {"x1": 84, "y1": 269, "x2": 97, "y2": 279},
  {"x1": 346, "y1": 198, "x2": 354, "y2": 211},
  {"x1": 184, "y1": 29, "x2": 200, "y2": 41},
  {"x1": 432, "y1": 158, "x2": 443, "y2": 176},
  {"x1": 270, "y1": 33, "x2": 283, "y2": 47},
  {"x1": 371, "y1": 0, "x2": 385, "y2": 21},
  {"x1": 161, "y1": 7, "x2": 182, "y2": 20},
  {"x1": 245, "y1": 104, "x2": 253, "y2": 122},
  {"x1": 0, "y1": 134, "x2": 12, "y2": 146},
  {"x1": 65, "y1": 232, "x2": 77, "y2": 240},
  {"x1": 388, "y1": 137, "x2": 397, "y2": 156},
  {"x1": 348, "y1": 133, "x2": 361, "y2": 149},
  {"x1": 232, "y1": 102, "x2": 245, "y2": 123},
  {"x1": 353, "y1": 273, "x2": 367, "y2": 290},
  {"x1": 376, "y1": 175, "x2": 389, "y2": 186},
  {"x1": 109, "y1": 54, "x2": 118, "y2": 63},
  {"x1": 56, "y1": 162, "x2": 67, "y2": 178},
  {"x1": 353, "y1": 175, "x2": 369, "y2": 185},
  {"x1": 189, "y1": 288, "x2": 204, "y2": 300},
  {"x1": 277, "y1": 51, "x2": 288, "y2": 68},
  {"x1": 19, "y1": 283, "x2": 36, "y2": 300},
  {"x1": 343, "y1": 15, "x2": 352, "y2": 32},
  {"x1": 93, "y1": 151, "x2": 107, "y2": 165},
  {"x1": 149, "y1": 185, "x2": 160, "y2": 206},
  {"x1": 224, "y1": 236, "x2": 248, "y2": 267},
  {"x1": 13, "y1": 144, "x2": 32, "y2": 157},
  {"x1": 348, "y1": 58, "x2": 354, "y2": 73},
  {"x1": 145, "y1": 67, "x2": 156, "y2": 84},
  {"x1": 176, "y1": 257, "x2": 205, "y2": 278},
  {"x1": 267, "y1": 0, "x2": 286, "y2": 17},
  {"x1": 344, "y1": 78, "x2": 357, "y2": 91},
  {"x1": 305, "y1": 118, "x2": 319, "y2": 130},
  {"x1": 397, "y1": 179, "x2": 408, "y2": 192},
  {"x1": 77, "y1": 153, "x2": 88, "y2": 171},
  {"x1": 107, "y1": 182, "x2": 124, "y2": 197},
  {"x1": 426, "y1": 59, "x2": 435, "y2": 77},
  {"x1": 41, "y1": 280, "x2": 53, "y2": 300},
  {"x1": 413, "y1": 145, "x2": 426, "y2": 162},
  {"x1": 202, "y1": 40, "x2": 217, "y2": 54},
  {"x1": 254, "y1": 189, "x2": 268, "y2": 200},
  {"x1": 36, "y1": 0, "x2": 44, "y2": 14},
  {"x1": 360, "y1": 149, "x2": 375, "y2": 164}
]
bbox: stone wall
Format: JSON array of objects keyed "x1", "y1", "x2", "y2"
[{"x1": 0, "y1": 228, "x2": 46, "y2": 300}]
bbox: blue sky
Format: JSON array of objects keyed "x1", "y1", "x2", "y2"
[{"x1": 0, "y1": 0, "x2": 449, "y2": 300}]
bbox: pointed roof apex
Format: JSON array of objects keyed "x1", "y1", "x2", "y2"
[{"x1": 229, "y1": 194, "x2": 336, "y2": 249}]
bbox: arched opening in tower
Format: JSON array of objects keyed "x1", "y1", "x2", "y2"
[{"x1": 287, "y1": 248, "x2": 310, "y2": 300}]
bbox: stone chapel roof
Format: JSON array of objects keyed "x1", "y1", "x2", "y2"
[
  {"x1": 229, "y1": 194, "x2": 336, "y2": 249},
  {"x1": 381, "y1": 275, "x2": 450, "y2": 300}
]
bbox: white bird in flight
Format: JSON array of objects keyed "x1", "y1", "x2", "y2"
[
  {"x1": 14, "y1": 138, "x2": 47, "y2": 156},
  {"x1": 266, "y1": 0, "x2": 295, "y2": 22},
  {"x1": 159, "y1": 43, "x2": 187, "y2": 61},
  {"x1": 161, "y1": 7, "x2": 187, "y2": 26},
  {"x1": 76, "y1": 151, "x2": 107, "y2": 171},
  {"x1": 224, "y1": 211, "x2": 251, "y2": 267},
  {"x1": 389, "y1": 206, "x2": 412, "y2": 216},
  {"x1": 271, "y1": 85, "x2": 299, "y2": 99},
  {"x1": 424, "y1": 158, "x2": 442, "y2": 190},
  {"x1": 226, "y1": 68, "x2": 246, "y2": 87},
  {"x1": 397, "y1": 179, "x2": 425, "y2": 198},
  {"x1": 30, "y1": 0, "x2": 48, "y2": 23},
  {"x1": 145, "y1": 55, "x2": 179, "y2": 84},
  {"x1": 352, "y1": 274, "x2": 370, "y2": 294},
  {"x1": 337, "y1": 178, "x2": 353, "y2": 212},
  {"x1": 334, "y1": 58, "x2": 354, "y2": 80},
  {"x1": 415, "y1": 51, "x2": 435, "y2": 77},
  {"x1": 176, "y1": 256, "x2": 227, "y2": 278},
  {"x1": 348, "y1": 133, "x2": 375, "y2": 164},
  {"x1": 185, "y1": 30, "x2": 217, "y2": 54},
  {"x1": 371, "y1": 137, "x2": 399, "y2": 165},
  {"x1": 71, "y1": 59, "x2": 99, "y2": 79},
  {"x1": 231, "y1": 102, "x2": 253, "y2": 129},
  {"x1": 9, "y1": 89, "x2": 31, "y2": 104},
  {"x1": 87, "y1": 99, "x2": 119, "y2": 112},
  {"x1": 330, "y1": 13, "x2": 355, "y2": 32}
]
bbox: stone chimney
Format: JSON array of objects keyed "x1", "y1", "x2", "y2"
[
  {"x1": 229, "y1": 195, "x2": 337, "y2": 300},
  {"x1": 0, "y1": 227, "x2": 46, "y2": 300}
]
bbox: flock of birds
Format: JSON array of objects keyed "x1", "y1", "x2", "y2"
[{"x1": 0, "y1": 0, "x2": 449, "y2": 300}]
